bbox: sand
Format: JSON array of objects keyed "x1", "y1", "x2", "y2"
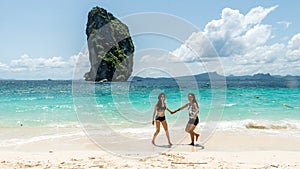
[
  {"x1": 0, "y1": 130, "x2": 300, "y2": 168},
  {"x1": 0, "y1": 151, "x2": 299, "y2": 168}
]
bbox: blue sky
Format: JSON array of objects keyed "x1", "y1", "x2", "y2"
[{"x1": 0, "y1": 0, "x2": 299, "y2": 79}]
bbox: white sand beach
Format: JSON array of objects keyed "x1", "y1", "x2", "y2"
[{"x1": 0, "y1": 129, "x2": 299, "y2": 169}]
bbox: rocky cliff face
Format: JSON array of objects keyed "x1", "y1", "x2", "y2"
[{"x1": 84, "y1": 6, "x2": 134, "y2": 82}]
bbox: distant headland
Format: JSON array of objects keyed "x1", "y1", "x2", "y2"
[{"x1": 130, "y1": 72, "x2": 300, "y2": 88}]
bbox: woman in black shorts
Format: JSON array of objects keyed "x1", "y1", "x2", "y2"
[
  {"x1": 152, "y1": 92, "x2": 174, "y2": 146},
  {"x1": 173, "y1": 93, "x2": 200, "y2": 145}
]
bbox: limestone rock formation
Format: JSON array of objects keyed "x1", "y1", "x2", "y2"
[{"x1": 84, "y1": 6, "x2": 134, "y2": 82}]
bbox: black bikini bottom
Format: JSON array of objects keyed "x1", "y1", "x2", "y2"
[{"x1": 155, "y1": 116, "x2": 166, "y2": 122}]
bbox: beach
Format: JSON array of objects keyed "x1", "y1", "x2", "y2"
[
  {"x1": 2, "y1": 0, "x2": 300, "y2": 168},
  {"x1": 0, "y1": 80, "x2": 300, "y2": 168},
  {"x1": 0, "y1": 129, "x2": 300, "y2": 168}
]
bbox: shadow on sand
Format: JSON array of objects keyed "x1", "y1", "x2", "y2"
[{"x1": 154, "y1": 144, "x2": 205, "y2": 150}]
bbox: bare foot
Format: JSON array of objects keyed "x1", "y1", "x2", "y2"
[
  {"x1": 168, "y1": 142, "x2": 173, "y2": 146},
  {"x1": 189, "y1": 142, "x2": 194, "y2": 146},
  {"x1": 195, "y1": 133, "x2": 200, "y2": 141},
  {"x1": 152, "y1": 140, "x2": 156, "y2": 145}
]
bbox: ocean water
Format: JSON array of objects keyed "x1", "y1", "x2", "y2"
[{"x1": 0, "y1": 80, "x2": 299, "y2": 146}]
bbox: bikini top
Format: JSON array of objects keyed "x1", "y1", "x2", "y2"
[
  {"x1": 157, "y1": 104, "x2": 166, "y2": 112},
  {"x1": 188, "y1": 103, "x2": 198, "y2": 119}
]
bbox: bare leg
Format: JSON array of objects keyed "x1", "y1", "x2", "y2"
[
  {"x1": 195, "y1": 132, "x2": 200, "y2": 141},
  {"x1": 161, "y1": 120, "x2": 172, "y2": 145},
  {"x1": 152, "y1": 120, "x2": 160, "y2": 145},
  {"x1": 189, "y1": 125, "x2": 196, "y2": 145},
  {"x1": 185, "y1": 123, "x2": 192, "y2": 133},
  {"x1": 189, "y1": 132, "x2": 194, "y2": 145},
  {"x1": 192, "y1": 125, "x2": 200, "y2": 141}
]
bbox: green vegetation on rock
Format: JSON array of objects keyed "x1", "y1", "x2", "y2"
[{"x1": 84, "y1": 6, "x2": 134, "y2": 82}]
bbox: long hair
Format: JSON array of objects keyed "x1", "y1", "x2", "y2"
[
  {"x1": 157, "y1": 92, "x2": 166, "y2": 108},
  {"x1": 188, "y1": 93, "x2": 198, "y2": 107}
]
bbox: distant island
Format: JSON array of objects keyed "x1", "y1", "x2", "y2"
[
  {"x1": 1, "y1": 73, "x2": 299, "y2": 88},
  {"x1": 130, "y1": 72, "x2": 300, "y2": 88},
  {"x1": 0, "y1": 78, "x2": 15, "y2": 80}
]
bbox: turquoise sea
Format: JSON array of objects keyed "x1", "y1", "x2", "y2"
[{"x1": 0, "y1": 80, "x2": 299, "y2": 147}]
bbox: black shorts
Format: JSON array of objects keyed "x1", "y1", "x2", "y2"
[
  {"x1": 155, "y1": 116, "x2": 166, "y2": 122},
  {"x1": 188, "y1": 116, "x2": 199, "y2": 126}
]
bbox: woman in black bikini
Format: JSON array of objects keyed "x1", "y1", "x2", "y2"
[
  {"x1": 152, "y1": 92, "x2": 174, "y2": 145},
  {"x1": 172, "y1": 93, "x2": 200, "y2": 145}
]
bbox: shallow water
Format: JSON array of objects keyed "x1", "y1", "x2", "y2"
[{"x1": 0, "y1": 80, "x2": 299, "y2": 147}]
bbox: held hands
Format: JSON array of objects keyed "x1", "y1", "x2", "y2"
[{"x1": 171, "y1": 109, "x2": 179, "y2": 114}]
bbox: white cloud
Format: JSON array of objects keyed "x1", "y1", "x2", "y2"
[
  {"x1": 171, "y1": 32, "x2": 218, "y2": 62},
  {"x1": 172, "y1": 6, "x2": 278, "y2": 61},
  {"x1": 171, "y1": 5, "x2": 300, "y2": 75},
  {"x1": 0, "y1": 62, "x2": 9, "y2": 71},
  {"x1": 277, "y1": 21, "x2": 291, "y2": 29},
  {"x1": 10, "y1": 55, "x2": 69, "y2": 71},
  {"x1": 205, "y1": 6, "x2": 276, "y2": 58},
  {"x1": 0, "y1": 50, "x2": 90, "y2": 79},
  {"x1": 286, "y1": 33, "x2": 300, "y2": 61},
  {"x1": 244, "y1": 5, "x2": 278, "y2": 25},
  {"x1": 71, "y1": 48, "x2": 91, "y2": 79},
  {"x1": 232, "y1": 43, "x2": 285, "y2": 65}
]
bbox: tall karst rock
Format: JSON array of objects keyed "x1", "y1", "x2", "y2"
[{"x1": 84, "y1": 6, "x2": 134, "y2": 82}]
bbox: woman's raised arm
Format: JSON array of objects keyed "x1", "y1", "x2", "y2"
[
  {"x1": 166, "y1": 107, "x2": 175, "y2": 114},
  {"x1": 172, "y1": 103, "x2": 189, "y2": 114}
]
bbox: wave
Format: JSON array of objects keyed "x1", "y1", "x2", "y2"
[
  {"x1": 215, "y1": 119, "x2": 300, "y2": 131},
  {"x1": 0, "y1": 132, "x2": 85, "y2": 147},
  {"x1": 222, "y1": 103, "x2": 236, "y2": 107},
  {"x1": 1, "y1": 119, "x2": 300, "y2": 147},
  {"x1": 19, "y1": 119, "x2": 300, "y2": 132},
  {"x1": 2, "y1": 119, "x2": 300, "y2": 131},
  {"x1": 245, "y1": 123, "x2": 290, "y2": 130},
  {"x1": 1, "y1": 119, "x2": 300, "y2": 146},
  {"x1": 46, "y1": 123, "x2": 82, "y2": 128},
  {"x1": 97, "y1": 119, "x2": 300, "y2": 135}
]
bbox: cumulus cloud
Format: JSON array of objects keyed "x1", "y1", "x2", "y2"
[
  {"x1": 0, "y1": 50, "x2": 90, "y2": 79},
  {"x1": 172, "y1": 6, "x2": 277, "y2": 60},
  {"x1": 204, "y1": 6, "x2": 277, "y2": 58},
  {"x1": 286, "y1": 33, "x2": 300, "y2": 61},
  {"x1": 171, "y1": 5, "x2": 300, "y2": 75},
  {"x1": 9, "y1": 55, "x2": 70, "y2": 71},
  {"x1": 244, "y1": 5, "x2": 278, "y2": 24},
  {"x1": 232, "y1": 43, "x2": 285, "y2": 65},
  {"x1": 171, "y1": 32, "x2": 217, "y2": 62}
]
